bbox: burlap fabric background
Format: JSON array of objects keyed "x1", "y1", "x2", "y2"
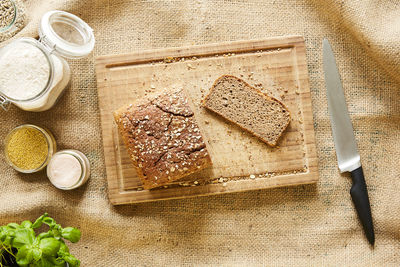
[{"x1": 1, "y1": 0, "x2": 399, "y2": 266}]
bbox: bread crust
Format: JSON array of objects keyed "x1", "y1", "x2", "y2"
[
  {"x1": 202, "y1": 75, "x2": 291, "y2": 147},
  {"x1": 113, "y1": 103, "x2": 147, "y2": 182},
  {"x1": 114, "y1": 89, "x2": 212, "y2": 189}
]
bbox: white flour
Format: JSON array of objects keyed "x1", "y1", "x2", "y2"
[
  {"x1": 19, "y1": 55, "x2": 70, "y2": 112},
  {"x1": 0, "y1": 42, "x2": 50, "y2": 100}
]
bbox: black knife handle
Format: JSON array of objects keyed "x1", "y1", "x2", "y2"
[{"x1": 350, "y1": 166, "x2": 375, "y2": 246}]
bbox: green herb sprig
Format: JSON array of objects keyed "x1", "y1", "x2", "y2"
[{"x1": 0, "y1": 213, "x2": 81, "y2": 267}]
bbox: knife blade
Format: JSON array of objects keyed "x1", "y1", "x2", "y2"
[{"x1": 323, "y1": 39, "x2": 375, "y2": 246}]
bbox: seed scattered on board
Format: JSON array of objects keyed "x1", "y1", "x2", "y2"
[{"x1": 250, "y1": 174, "x2": 256, "y2": 179}]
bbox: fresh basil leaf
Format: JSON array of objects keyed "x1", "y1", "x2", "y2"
[
  {"x1": 42, "y1": 217, "x2": 56, "y2": 227},
  {"x1": 7, "y1": 223, "x2": 20, "y2": 229},
  {"x1": 3, "y1": 228, "x2": 16, "y2": 242},
  {"x1": 41, "y1": 255, "x2": 65, "y2": 267},
  {"x1": 52, "y1": 256, "x2": 66, "y2": 266},
  {"x1": 62, "y1": 253, "x2": 80, "y2": 267},
  {"x1": 32, "y1": 213, "x2": 48, "y2": 229},
  {"x1": 37, "y1": 255, "x2": 62, "y2": 267},
  {"x1": 39, "y1": 238, "x2": 61, "y2": 256},
  {"x1": 58, "y1": 241, "x2": 69, "y2": 253},
  {"x1": 33, "y1": 237, "x2": 41, "y2": 247},
  {"x1": 37, "y1": 232, "x2": 52, "y2": 240},
  {"x1": 21, "y1": 220, "x2": 33, "y2": 228},
  {"x1": 0, "y1": 227, "x2": 7, "y2": 241},
  {"x1": 16, "y1": 245, "x2": 34, "y2": 266},
  {"x1": 3, "y1": 234, "x2": 13, "y2": 246},
  {"x1": 31, "y1": 247, "x2": 42, "y2": 261},
  {"x1": 1, "y1": 213, "x2": 81, "y2": 267},
  {"x1": 51, "y1": 228, "x2": 62, "y2": 239},
  {"x1": 61, "y1": 227, "x2": 81, "y2": 243},
  {"x1": 12, "y1": 228, "x2": 35, "y2": 248}
]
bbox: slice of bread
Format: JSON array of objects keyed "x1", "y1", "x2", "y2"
[{"x1": 202, "y1": 75, "x2": 291, "y2": 147}]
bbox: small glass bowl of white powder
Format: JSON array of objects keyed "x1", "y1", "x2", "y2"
[
  {"x1": 0, "y1": 10, "x2": 95, "y2": 112},
  {"x1": 47, "y1": 149, "x2": 91, "y2": 190}
]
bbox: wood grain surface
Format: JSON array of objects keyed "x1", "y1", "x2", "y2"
[{"x1": 95, "y1": 36, "x2": 319, "y2": 205}]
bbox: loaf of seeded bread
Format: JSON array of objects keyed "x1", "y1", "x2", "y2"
[
  {"x1": 114, "y1": 89, "x2": 212, "y2": 189},
  {"x1": 203, "y1": 75, "x2": 291, "y2": 147}
]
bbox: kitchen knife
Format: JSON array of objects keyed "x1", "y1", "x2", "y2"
[{"x1": 323, "y1": 39, "x2": 375, "y2": 246}]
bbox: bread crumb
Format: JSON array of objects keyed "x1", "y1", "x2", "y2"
[
  {"x1": 222, "y1": 182, "x2": 227, "y2": 187},
  {"x1": 164, "y1": 57, "x2": 174, "y2": 63}
]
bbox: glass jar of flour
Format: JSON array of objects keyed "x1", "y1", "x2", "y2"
[{"x1": 0, "y1": 11, "x2": 95, "y2": 112}]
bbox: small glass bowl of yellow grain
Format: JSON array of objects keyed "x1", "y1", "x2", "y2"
[{"x1": 4, "y1": 124, "x2": 56, "y2": 173}]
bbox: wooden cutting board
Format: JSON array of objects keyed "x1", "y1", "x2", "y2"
[{"x1": 95, "y1": 36, "x2": 318, "y2": 205}]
